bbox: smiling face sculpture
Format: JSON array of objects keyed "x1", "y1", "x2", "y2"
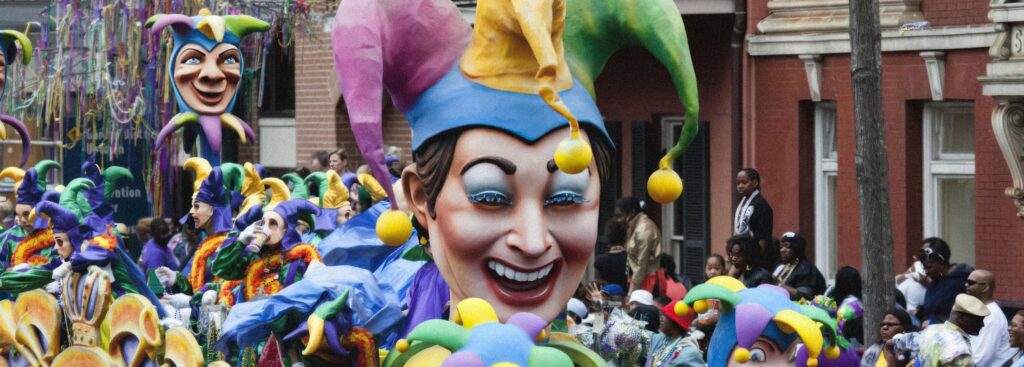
[
  {"x1": 0, "y1": 30, "x2": 34, "y2": 167},
  {"x1": 146, "y1": 9, "x2": 268, "y2": 158},
  {"x1": 332, "y1": 0, "x2": 699, "y2": 323}
]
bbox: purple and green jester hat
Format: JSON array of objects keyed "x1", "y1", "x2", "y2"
[
  {"x1": 384, "y1": 298, "x2": 602, "y2": 366},
  {"x1": 680, "y1": 276, "x2": 837, "y2": 367},
  {"x1": 179, "y1": 157, "x2": 233, "y2": 234},
  {"x1": 0, "y1": 29, "x2": 33, "y2": 167},
  {"x1": 145, "y1": 9, "x2": 269, "y2": 164},
  {"x1": 335, "y1": 0, "x2": 704, "y2": 245},
  {"x1": 16, "y1": 160, "x2": 61, "y2": 207},
  {"x1": 266, "y1": 198, "x2": 320, "y2": 251},
  {"x1": 331, "y1": 0, "x2": 700, "y2": 244},
  {"x1": 80, "y1": 155, "x2": 134, "y2": 224}
]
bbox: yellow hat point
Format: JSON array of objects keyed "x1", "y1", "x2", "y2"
[
  {"x1": 396, "y1": 339, "x2": 409, "y2": 353},
  {"x1": 693, "y1": 300, "x2": 709, "y2": 314},
  {"x1": 674, "y1": 301, "x2": 690, "y2": 317},
  {"x1": 733, "y1": 347, "x2": 751, "y2": 364},
  {"x1": 377, "y1": 210, "x2": 412, "y2": 246},
  {"x1": 647, "y1": 168, "x2": 683, "y2": 203},
  {"x1": 825, "y1": 345, "x2": 841, "y2": 360},
  {"x1": 554, "y1": 136, "x2": 592, "y2": 174},
  {"x1": 806, "y1": 357, "x2": 819, "y2": 367},
  {"x1": 535, "y1": 330, "x2": 547, "y2": 344}
]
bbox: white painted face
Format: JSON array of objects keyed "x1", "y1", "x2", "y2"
[{"x1": 261, "y1": 211, "x2": 287, "y2": 246}]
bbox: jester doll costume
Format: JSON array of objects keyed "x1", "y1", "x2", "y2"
[
  {"x1": 0, "y1": 161, "x2": 61, "y2": 272},
  {"x1": 166, "y1": 159, "x2": 237, "y2": 295},
  {"x1": 211, "y1": 199, "x2": 322, "y2": 307}
]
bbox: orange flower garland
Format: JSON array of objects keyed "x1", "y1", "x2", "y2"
[
  {"x1": 188, "y1": 233, "x2": 229, "y2": 291},
  {"x1": 243, "y1": 254, "x2": 284, "y2": 301},
  {"x1": 10, "y1": 229, "x2": 54, "y2": 267},
  {"x1": 219, "y1": 280, "x2": 243, "y2": 306},
  {"x1": 241, "y1": 244, "x2": 322, "y2": 302},
  {"x1": 87, "y1": 232, "x2": 118, "y2": 252}
]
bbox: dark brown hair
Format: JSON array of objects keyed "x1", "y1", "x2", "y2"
[{"x1": 414, "y1": 126, "x2": 612, "y2": 217}]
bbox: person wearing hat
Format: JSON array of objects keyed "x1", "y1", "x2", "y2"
[
  {"x1": 211, "y1": 198, "x2": 323, "y2": 306},
  {"x1": 0, "y1": 161, "x2": 61, "y2": 272},
  {"x1": 773, "y1": 231, "x2": 827, "y2": 301},
  {"x1": 154, "y1": 159, "x2": 237, "y2": 312},
  {"x1": 890, "y1": 293, "x2": 989, "y2": 367},
  {"x1": 302, "y1": 170, "x2": 355, "y2": 245},
  {"x1": 647, "y1": 300, "x2": 703, "y2": 367},
  {"x1": 628, "y1": 289, "x2": 661, "y2": 332}
]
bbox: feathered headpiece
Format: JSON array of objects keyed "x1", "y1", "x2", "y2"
[
  {"x1": 146, "y1": 9, "x2": 269, "y2": 158},
  {"x1": 0, "y1": 29, "x2": 33, "y2": 167}
]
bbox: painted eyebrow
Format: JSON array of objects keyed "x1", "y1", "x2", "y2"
[{"x1": 461, "y1": 156, "x2": 516, "y2": 176}]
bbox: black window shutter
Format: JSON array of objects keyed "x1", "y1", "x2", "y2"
[{"x1": 679, "y1": 121, "x2": 710, "y2": 283}]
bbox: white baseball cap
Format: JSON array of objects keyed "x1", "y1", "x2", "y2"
[
  {"x1": 567, "y1": 298, "x2": 588, "y2": 318},
  {"x1": 628, "y1": 290, "x2": 654, "y2": 306}
]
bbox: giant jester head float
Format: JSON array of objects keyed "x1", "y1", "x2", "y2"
[
  {"x1": 332, "y1": 0, "x2": 698, "y2": 323},
  {"x1": 145, "y1": 9, "x2": 269, "y2": 161},
  {"x1": 0, "y1": 29, "x2": 34, "y2": 167},
  {"x1": 680, "y1": 276, "x2": 853, "y2": 367}
]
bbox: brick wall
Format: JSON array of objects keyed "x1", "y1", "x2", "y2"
[{"x1": 921, "y1": 0, "x2": 990, "y2": 27}]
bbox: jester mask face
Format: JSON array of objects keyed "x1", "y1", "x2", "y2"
[{"x1": 173, "y1": 43, "x2": 241, "y2": 115}]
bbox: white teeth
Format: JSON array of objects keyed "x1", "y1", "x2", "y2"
[{"x1": 488, "y1": 260, "x2": 555, "y2": 283}]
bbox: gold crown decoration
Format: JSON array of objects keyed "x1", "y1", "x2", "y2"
[
  {"x1": 163, "y1": 327, "x2": 205, "y2": 367},
  {"x1": 61, "y1": 266, "x2": 113, "y2": 348},
  {"x1": 107, "y1": 294, "x2": 163, "y2": 367},
  {"x1": 12, "y1": 289, "x2": 63, "y2": 366}
]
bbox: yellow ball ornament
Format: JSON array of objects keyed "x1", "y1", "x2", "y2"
[
  {"x1": 377, "y1": 210, "x2": 413, "y2": 246},
  {"x1": 693, "y1": 300, "x2": 709, "y2": 314},
  {"x1": 733, "y1": 348, "x2": 751, "y2": 364},
  {"x1": 674, "y1": 301, "x2": 690, "y2": 317},
  {"x1": 806, "y1": 357, "x2": 819, "y2": 367},
  {"x1": 825, "y1": 345, "x2": 841, "y2": 360},
  {"x1": 396, "y1": 339, "x2": 410, "y2": 353},
  {"x1": 647, "y1": 168, "x2": 683, "y2": 203},
  {"x1": 553, "y1": 136, "x2": 592, "y2": 174}
]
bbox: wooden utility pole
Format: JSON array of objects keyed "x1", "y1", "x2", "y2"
[{"x1": 848, "y1": 0, "x2": 895, "y2": 345}]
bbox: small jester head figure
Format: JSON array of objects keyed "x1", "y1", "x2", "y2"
[
  {"x1": 146, "y1": 9, "x2": 269, "y2": 155},
  {"x1": 680, "y1": 276, "x2": 837, "y2": 367}
]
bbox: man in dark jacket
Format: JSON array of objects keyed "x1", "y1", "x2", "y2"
[{"x1": 918, "y1": 239, "x2": 972, "y2": 325}]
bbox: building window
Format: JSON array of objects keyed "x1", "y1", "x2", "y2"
[
  {"x1": 923, "y1": 102, "x2": 975, "y2": 265},
  {"x1": 661, "y1": 116, "x2": 711, "y2": 283},
  {"x1": 814, "y1": 102, "x2": 838, "y2": 278}
]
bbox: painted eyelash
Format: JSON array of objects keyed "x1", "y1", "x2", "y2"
[
  {"x1": 545, "y1": 192, "x2": 586, "y2": 206},
  {"x1": 468, "y1": 191, "x2": 512, "y2": 206}
]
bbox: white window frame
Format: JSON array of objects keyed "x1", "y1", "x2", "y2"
[
  {"x1": 814, "y1": 102, "x2": 838, "y2": 279},
  {"x1": 922, "y1": 102, "x2": 975, "y2": 264},
  {"x1": 661, "y1": 116, "x2": 685, "y2": 263}
]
